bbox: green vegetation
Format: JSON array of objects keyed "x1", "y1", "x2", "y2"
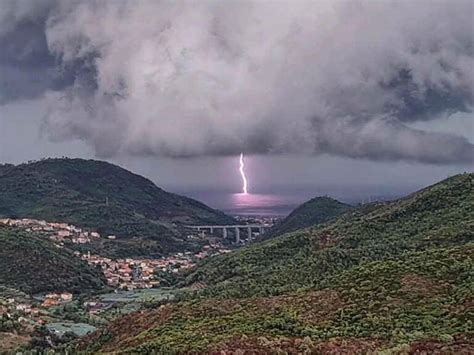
[
  {"x1": 0, "y1": 158, "x2": 235, "y2": 257},
  {"x1": 77, "y1": 173, "x2": 473, "y2": 353},
  {"x1": 182, "y1": 173, "x2": 473, "y2": 298},
  {"x1": 0, "y1": 225, "x2": 107, "y2": 295},
  {"x1": 79, "y1": 244, "x2": 473, "y2": 353},
  {"x1": 266, "y1": 196, "x2": 352, "y2": 238}
]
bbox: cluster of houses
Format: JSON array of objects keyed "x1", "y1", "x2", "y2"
[
  {"x1": 80, "y1": 244, "x2": 231, "y2": 290},
  {"x1": 80, "y1": 246, "x2": 231, "y2": 292},
  {"x1": 41, "y1": 292, "x2": 74, "y2": 307},
  {"x1": 0, "y1": 218, "x2": 102, "y2": 245},
  {"x1": 0, "y1": 291, "x2": 75, "y2": 330},
  {"x1": 5, "y1": 292, "x2": 73, "y2": 313},
  {"x1": 0, "y1": 299, "x2": 45, "y2": 328},
  {"x1": 0, "y1": 216, "x2": 243, "y2": 344},
  {"x1": 1, "y1": 217, "x2": 234, "y2": 292},
  {"x1": 80, "y1": 253, "x2": 163, "y2": 290}
]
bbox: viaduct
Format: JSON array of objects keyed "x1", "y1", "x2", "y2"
[{"x1": 187, "y1": 224, "x2": 270, "y2": 243}]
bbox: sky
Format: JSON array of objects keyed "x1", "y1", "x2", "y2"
[{"x1": 0, "y1": 0, "x2": 473, "y2": 202}]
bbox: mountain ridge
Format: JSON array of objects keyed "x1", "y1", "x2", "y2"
[{"x1": 0, "y1": 158, "x2": 235, "y2": 257}]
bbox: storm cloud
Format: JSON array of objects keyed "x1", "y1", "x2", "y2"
[{"x1": 1, "y1": 0, "x2": 473, "y2": 164}]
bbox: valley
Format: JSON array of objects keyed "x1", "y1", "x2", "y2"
[
  {"x1": 2, "y1": 3, "x2": 472, "y2": 352},
  {"x1": 1, "y1": 158, "x2": 471, "y2": 353}
]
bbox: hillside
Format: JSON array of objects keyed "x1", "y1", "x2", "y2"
[
  {"x1": 265, "y1": 196, "x2": 352, "y2": 238},
  {"x1": 0, "y1": 158, "x2": 235, "y2": 257},
  {"x1": 182, "y1": 173, "x2": 473, "y2": 297},
  {"x1": 80, "y1": 244, "x2": 473, "y2": 353},
  {"x1": 77, "y1": 173, "x2": 474, "y2": 353},
  {"x1": 0, "y1": 225, "x2": 107, "y2": 295}
]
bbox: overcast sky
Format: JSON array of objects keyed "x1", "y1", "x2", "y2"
[{"x1": 0, "y1": 0, "x2": 472, "y2": 197}]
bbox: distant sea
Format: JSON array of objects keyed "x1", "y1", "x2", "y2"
[
  {"x1": 199, "y1": 193, "x2": 303, "y2": 217},
  {"x1": 181, "y1": 187, "x2": 410, "y2": 217}
]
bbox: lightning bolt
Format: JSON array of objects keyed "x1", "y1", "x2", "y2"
[{"x1": 239, "y1": 153, "x2": 248, "y2": 194}]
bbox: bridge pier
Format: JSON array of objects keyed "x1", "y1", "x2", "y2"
[
  {"x1": 235, "y1": 227, "x2": 240, "y2": 243},
  {"x1": 223, "y1": 227, "x2": 227, "y2": 239},
  {"x1": 247, "y1": 226, "x2": 252, "y2": 238}
]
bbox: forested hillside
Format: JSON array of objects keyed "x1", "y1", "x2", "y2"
[
  {"x1": 78, "y1": 173, "x2": 474, "y2": 353},
  {"x1": 81, "y1": 244, "x2": 473, "y2": 353},
  {"x1": 0, "y1": 159, "x2": 235, "y2": 257},
  {"x1": 265, "y1": 196, "x2": 352, "y2": 238},
  {"x1": 182, "y1": 173, "x2": 473, "y2": 297},
  {"x1": 0, "y1": 226, "x2": 107, "y2": 295}
]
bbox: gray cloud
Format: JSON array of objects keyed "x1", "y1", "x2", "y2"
[
  {"x1": 0, "y1": 0, "x2": 56, "y2": 102},
  {"x1": 1, "y1": 0, "x2": 473, "y2": 164}
]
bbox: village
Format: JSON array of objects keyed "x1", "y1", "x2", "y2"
[
  {"x1": 0, "y1": 217, "x2": 252, "y2": 292},
  {"x1": 0, "y1": 218, "x2": 102, "y2": 245},
  {"x1": 0, "y1": 287, "x2": 79, "y2": 336},
  {"x1": 0, "y1": 217, "x2": 234, "y2": 333},
  {"x1": 79, "y1": 243, "x2": 231, "y2": 291},
  {"x1": 0, "y1": 214, "x2": 274, "y2": 348}
]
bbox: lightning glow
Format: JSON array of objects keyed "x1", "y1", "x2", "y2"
[{"x1": 239, "y1": 152, "x2": 248, "y2": 194}]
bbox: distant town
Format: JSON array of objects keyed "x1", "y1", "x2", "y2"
[
  {"x1": 0, "y1": 218, "x2": 250, "y2": 291},
  {"x1": 0, "y1": 216, "x2": 275, "y2": 330}
]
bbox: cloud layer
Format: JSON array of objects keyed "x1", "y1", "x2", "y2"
[{"x1": 1, "y1": 0, "x2": 473, "y2": 163}]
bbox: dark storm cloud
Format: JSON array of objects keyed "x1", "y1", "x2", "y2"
[
  {"x1": 0, "y1": 0, "x2": 55, "y2": 102},
  {"x1": 0, "y1": 0, "x2": 99, "y2": 104},
  {"x1": 1, "y1": 0, "x2": 473, "y2": 164}
]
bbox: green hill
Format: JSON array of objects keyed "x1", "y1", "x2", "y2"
[
  {"x1": 78, "y1": 173, "x2": 474, "y2": 353},
  {"x1": 182, "y1": 173, "x2": 473, "y2": 298},
  {"x1": 0, "y1": 158, "x2": 235, "y2": 257},
  {"x1": 0, "y1": 225, "x2": 107, "y2": 295},
  {"x1": 80, "y1": 244, "x2": 473, "y2": 353},
  {"x1": 266, "y1": 196, "x2": 353, "y2": 238}
]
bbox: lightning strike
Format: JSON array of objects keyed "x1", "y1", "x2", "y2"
[{"x1": 239, "y1": 153, "x2": 248, "y2": 194}]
